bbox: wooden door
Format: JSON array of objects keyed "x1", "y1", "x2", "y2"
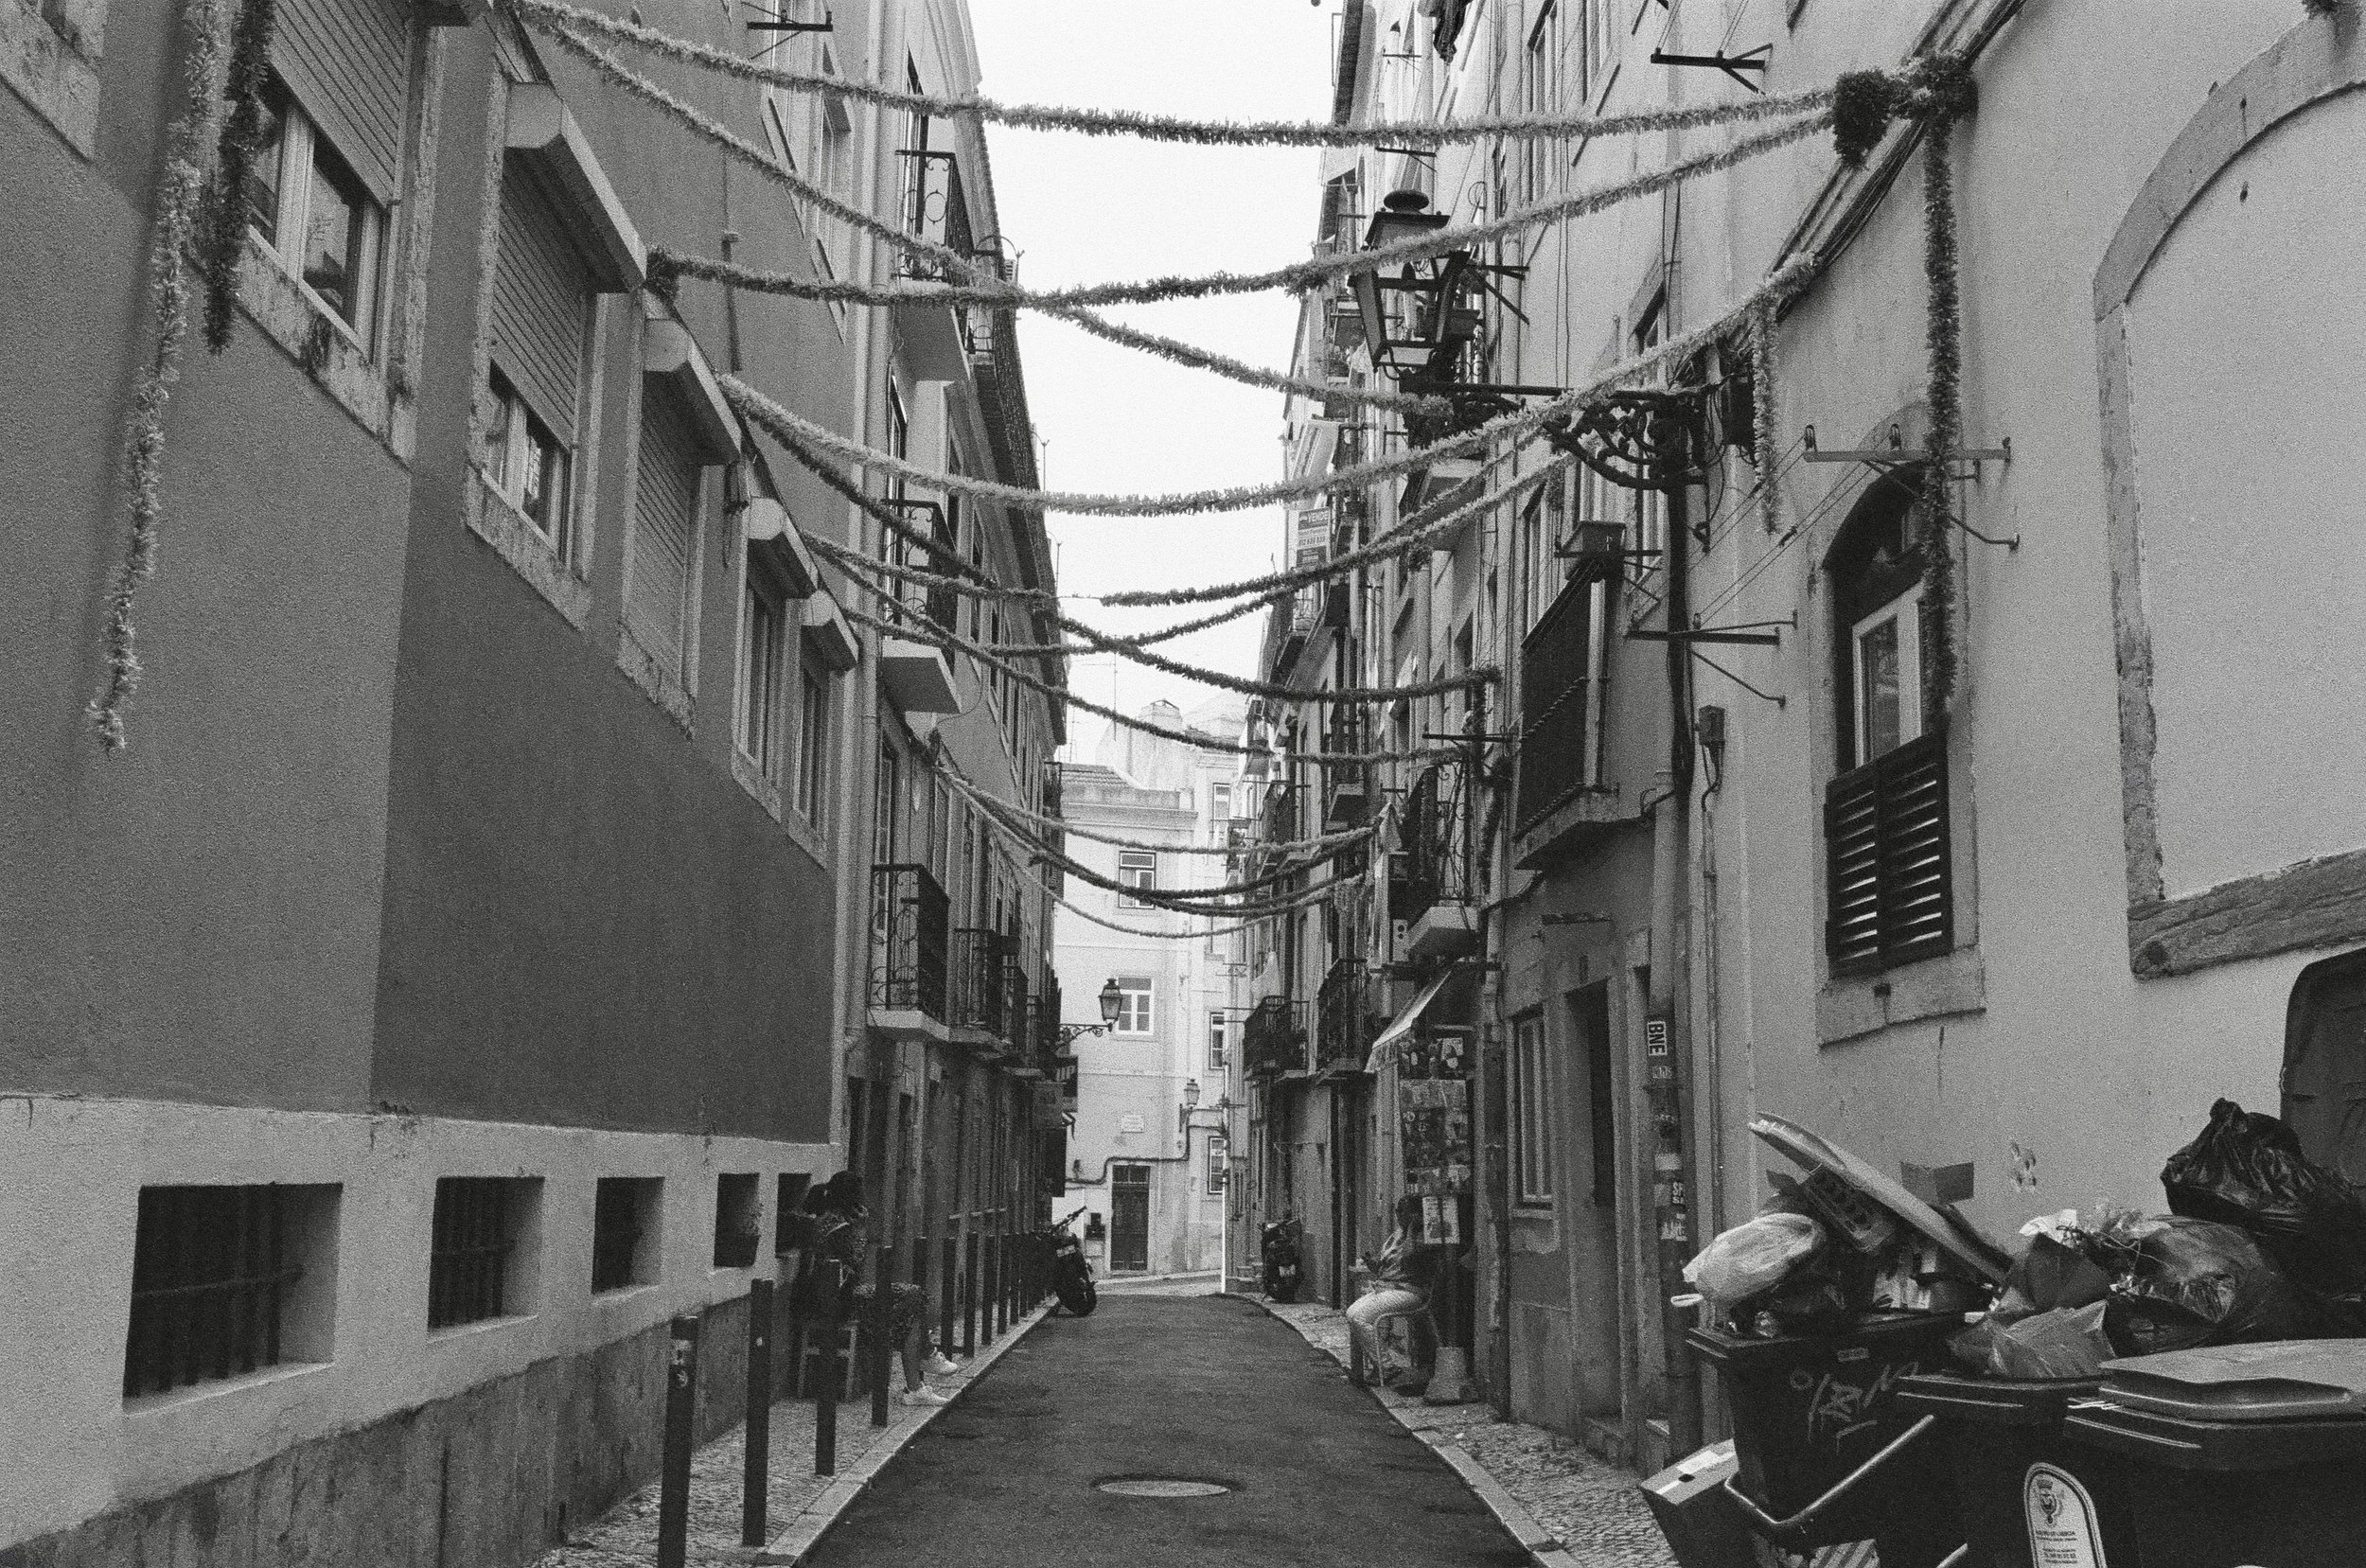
[{"x1": 1111, "y1": 1163, "x2": 1151, "y2": 1272}]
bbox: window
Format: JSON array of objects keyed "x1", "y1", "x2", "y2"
[
  {"x1": 627, "y1": 385, "x2": 703, "y2": 684},
  {"x1": 738, "y1": 560, "x2": 791, "y2": 781},
  {"x1": 1118, "y1": 851, "x2": 1157, "y2": 909},
  {"x1": 1207, "y1": 1135, "x2": 1229, "y2": 1196},
  {"x1": 1211, "y1": 782, "x2": 1231, "y2": 828},
  {"x1": 1112, "y1": 977, "x2": 1154, "y2": 1035},
  {"x1": 244, "y1": 79, "x2": 386, "y2": 343},
  {"x1": 1511, "y1": 1017, "x2": 1555, "y2": 1207},
  {"x1": 713, "y1": 1172, "x2": 761, "y2": 1269},
  {"x1": 1209, "y1": 1010, "x2": 1230, "y2": 1069},
  {"x1": 796, "y1": 665, "x2": 829, "y2": 825},
  {"x1": 814, "y1": 48, "x2": 854, "y2": 294},
  {"x1": 1523, "y1": 5, "x2": 1555, "y2": 206},
  {"x1": 591, "y1": 1177, "x2": 662, "y2": 1293},
  {"x1": 429, "y1": 1176, "x2": 539, "y2": 1330},
  {"x1": 486, "y1": 155, "x2": 596, "y2": 556},
  {"x1": 1824, "y1": 478, "x2": 1951, "y2": 975},
  {"x1": 123, "y1": 1184, "x2": 339, "y2": 1399}
]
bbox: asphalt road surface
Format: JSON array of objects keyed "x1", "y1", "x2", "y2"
[{"x1": 803, "y1": 1295, "x2": 1532, "y2": 1568}]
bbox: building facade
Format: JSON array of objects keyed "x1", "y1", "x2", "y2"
[
  {"x1": 0, "y1": 0, "x2": 1060, "y2": 1561},
  {"x1": 1246, "y1": 0, "x2": 2366, "y2": 1477},
  {"x1": 1051, "y1": 701, "x2": 1248, "y2": 1280}
]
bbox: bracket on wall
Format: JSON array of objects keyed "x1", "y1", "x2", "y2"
[
  {"x1": 1802, "y1": 425, "x2": 2020, "y2": 548},
  {"x1": 1649, "y1": 44, "x2": 1772, "y2": 93},
  {"x1": 1625, "y1": 615, "x2": 1790, "y2": 647}
]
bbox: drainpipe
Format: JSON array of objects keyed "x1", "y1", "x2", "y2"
[{"x1": 1649, "y1": 410, "x2": 1704, "y2": 1460}]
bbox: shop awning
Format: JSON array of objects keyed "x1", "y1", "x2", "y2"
[{"x1": 1366, "y1": 970, "x2": 1456, "y2": 1074}]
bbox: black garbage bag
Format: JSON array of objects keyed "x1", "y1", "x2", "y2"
[
  {"x1": 2090, "y1": 1215, "x2": 2315, "y2": 1357},
  {"x1": 2162, "y1": 1098, "x2": 2366, "y2": 1302}
]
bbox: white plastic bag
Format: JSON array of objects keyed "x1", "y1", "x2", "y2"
[{"x1": 1684, "y1": 1212, "x2": 1825, "y2": 1304}]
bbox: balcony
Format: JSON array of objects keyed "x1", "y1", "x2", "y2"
[
  {"x1": 950, "y1": 927, "x2": 1009, "y2": 1043},
  {"x1": 869, "y1": 863, "x2": 949, "y2": 1037},
  {"x1": 1000, "y1": 952, "x2": 1030, "y2": 1058},
  {"x1": 890, "y1": 149, "x2": 976, "y2": 382},
  {"x1": 1243, "y1": 995, "x2": 1308, "y2": 1077},
  {"x1": 1024, "y1": 976, "x2": 1062, "y2": 1076},
  {"x1": 879, "y1": 639, "x2": 962, "y2": 718},
  {"x1": 1400, "y1": 762, "x2": 1479, "y2": 960},
  {"x1": 1321, "y1": 708, "x2": 1368, "y2": 828},
  {"x1": 1316, "y1": 960, "x2": 1376, "y2": 1074}
]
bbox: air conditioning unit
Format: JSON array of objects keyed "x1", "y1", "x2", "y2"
[{"x1": 1563, "y1": 520, "x2": 1628, "y2": 585}]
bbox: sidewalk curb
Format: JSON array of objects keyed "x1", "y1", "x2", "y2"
[
  {"x1": 1241, "y1": 1295, "x2": 1583, "y2": 1568},
  {"x1": 761, "y1": 1303, "x2": 1052, "y2": 1566}
]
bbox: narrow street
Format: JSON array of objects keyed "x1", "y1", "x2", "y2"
[{"x1": 805, "y1": 1296, "x2": 1533, "y2": 1568}]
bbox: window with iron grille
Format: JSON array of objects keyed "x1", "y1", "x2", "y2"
[
  {"x1": 429, "y1": 1176, "x2": 538, "y2": 1330},
  {"x1": 592, "y1": 1177, "x2": 662, "y2": 1293},
  {"x1": 123, "y1": 1184, "x2": 338, "y2": 1401},
  {"x1": 1511, "y1": 1016, "x2": 1555, "y2": 1207}
]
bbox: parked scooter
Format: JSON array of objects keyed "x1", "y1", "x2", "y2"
[
  {"x1": 1262, "y1": 1215, "x2": 1304, "y2": 1303},
  {"x1": 1043, "y1": 1205, "x2": 1099, "y2": 1316}
]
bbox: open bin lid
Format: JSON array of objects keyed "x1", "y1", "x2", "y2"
[
  {"x1": 1748, "y1": 1115, "x2": 2009, "y2": 1284},
  {"x1": 2103, "y1": 1340, "x2": 2366, "y2": 1422}
]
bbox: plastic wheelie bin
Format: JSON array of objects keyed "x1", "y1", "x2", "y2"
[
  {"x1": 2055, "y1": 1341, "x2": 2366, "y2": 1568},
  {"x1": 1687, "y1": 1312, "x2": 1969, "y2": 1568},
  {"x1": 1896, "y1": 1372, "x2": 2128, "y2": 1568}
]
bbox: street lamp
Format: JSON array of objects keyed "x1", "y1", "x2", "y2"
[{"x1": 1052, "y1": 978, "x2": 1126, "y2": 1049}]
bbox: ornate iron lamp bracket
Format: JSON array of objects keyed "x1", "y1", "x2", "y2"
[{"x1": 1542, "y1": 388, "x2": 1709, "y2": 493}]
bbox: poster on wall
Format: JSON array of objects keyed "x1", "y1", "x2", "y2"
[{"x1": 1399, "y1": 1077, "x2": 1472, "y2": 1195}]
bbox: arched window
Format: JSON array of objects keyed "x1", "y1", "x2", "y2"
[{"x1": 1823, "y1": 473, "x2": 1952, "y2": 975}]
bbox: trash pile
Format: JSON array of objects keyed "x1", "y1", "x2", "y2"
[{"x1": 1685, "y1": 1100, "x2": 2366, "y2": 1381}]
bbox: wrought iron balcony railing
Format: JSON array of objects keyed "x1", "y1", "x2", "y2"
[
  {"x1": 1243, "y1": 995, "x2": 1308, "y2": 1076},
  {"x1": 1322, "y1": 709, "x2": 1368, "y2": 824},
  {"x1": 869, "y1": 863, "x2": 949, "y2": 1020},
  {"x1": 1316, "y1": 960, "x2": 1375, "y2": 1072},
  {"x1": 1400, "y1": 761, "x2": 1476, "y2": 925},
  {"x1": 951, "y1": 926, "x2": 1007, "y2": 1038},
  {"x1": 1000, "y1": 952, "x2": 1029, "y2": 1053}
]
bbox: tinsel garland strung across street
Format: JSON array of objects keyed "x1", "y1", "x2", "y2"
[
  {"x1": 540, "y1": 24, "x2": 1444, "y2": 421},
  {"x1": 1750, "y1": 303, "x2": 1782, "y2": 534},
  {"x1": 509, "y1": 0, "x2": 1835, "y2": 150},
  {"x1": 1830, "y1": 52, "x2": 1976, "y2": 169},
  {"x1": 90, "y1": 0, "x2": 224, "y2": 750},
  {"x1": 995, "y1": 590, "x2": 1291, "y2": 657},
  {"x1": 1917, "y1": 57, "x2": 1976, "y2": 712},
  {"x1": 834, "y1": 596, "x2": 1457, "y2": 767},
  {"x1": 200, "y1": 0, "x2": 275, "y2": 351},
  {"x1": 825, "y1": 538, "x2": 1489, "y2": 710},
  {"x1": 939, "y1": 764, "x2": 1380, "y2": 859},
  {"x1": 650, "y1": 113, "x2": 1831, "y2": 316}
]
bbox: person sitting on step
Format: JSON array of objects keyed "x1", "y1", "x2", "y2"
[
  {"x1": 812, "y1": 1172, "x2": 961, "y2": 1407},
  {"x1": 1346, "y1": 1195, "x2": 1442, "y2": 1389}
]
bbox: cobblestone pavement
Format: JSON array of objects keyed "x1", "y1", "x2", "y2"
[
  {"x1": 1259, "y1": 1298, "x2": 1679, "y2": 1568},
  {"x1": 526, "y1": 1313, "x2": 1040, "y2": 1568}
]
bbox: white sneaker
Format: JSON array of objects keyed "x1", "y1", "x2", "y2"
[
  {"x1": 923, "y1": 1351, "x2": 961, "y2": 1376},
  {"x1": 898, "y1": 1386, "x2": 952, "y2": 1407}
]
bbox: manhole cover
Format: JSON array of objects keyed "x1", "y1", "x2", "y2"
[{"x1": 1095, "y1": 1478, "x2": 1233, "y2": 1499}]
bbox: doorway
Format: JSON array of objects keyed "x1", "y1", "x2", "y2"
[
  {"x1": 1111, "y1": 1163, "x2": 1151, "y2": 1272},
  {"x1": 1566, "y1": 981, "x2": 1623, "y2": 1418},
  {"x1": 2286, "y1": 949, "x2": 2366, "y2": 1184}
]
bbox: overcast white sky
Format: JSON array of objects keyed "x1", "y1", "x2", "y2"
[{"x1": 967, "y1": 1, "x2": 1339, "y2": 757}]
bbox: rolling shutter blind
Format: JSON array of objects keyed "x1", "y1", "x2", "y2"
[
  {"x1": 630, "y1": 390, "x2": 700, "y2": 678},
  {"x1": 492, "y1": 165, "x2": 592, "y2": 445},
  {"x1": 1824, "y1": 727, "x2": 1952, "y2": 975},
  {"x1": 274, "y1": 0, "x2": 413, "y2": 203}
]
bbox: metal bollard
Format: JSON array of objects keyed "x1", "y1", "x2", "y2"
[
  {"x1": 813, "y1": 1292, "x2": 839, "y2": 1476},
  {"x1": 741, "y1": 1280, "x2": 772, "y2": 1547},
  {"x1": 962, "y1": 1233, "x2": 979, "y2": 1358},
  {"x1": 869, "y1": 1242, "x2": 893, "y2": 1428},
  {"x1": 658, "y1": 1313, "x2": 698, "y2": 1568},
  {"x1": 939, "y1": 1233, "x2": 957, "y2": 1362}
]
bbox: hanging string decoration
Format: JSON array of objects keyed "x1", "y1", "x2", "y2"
[
  {"x1": 1830, "y1": 52, "x2": 1975, "y2": 170},
  {"x1": 943, "y1": 764, "x2": 1379, "y2": 859},
  {"x1": 200, "y1": 0, "x2": 275, "y2": 351},
  {"x1": 1750, "y1": 301, "x2": 1781, "y2": 533},
  {"x1": 91, "y1": 0, "x2": 224, "y2": 750},
  {"x1": 1918, "y1": 55, "x2": 1975, "y2": 714},
  {"x1": 509, "y1": 0, "x2": 1833, "y2": 150}
]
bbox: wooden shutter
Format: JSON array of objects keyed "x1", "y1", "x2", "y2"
[
  {"x1": 630, "y1": 390, "x2": 700, "y2": 678},
  {"x1": 274, "y1": 0, "x2": 413, "y2": 203},
  {"x1": 1824, "y1": 727, "x2": 1952, "y2": 975},
  {"x1": 492, "y1": 164, "x2": 592, "y2": 445}
]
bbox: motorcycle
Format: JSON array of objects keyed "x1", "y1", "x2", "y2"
[
  {"x1": 1043, "y1": 1205, "x2": 1098, "y2": 1316},
  {"x1": 1262, "y1": 1215, "x2": 1304, "y2": 1303}
]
